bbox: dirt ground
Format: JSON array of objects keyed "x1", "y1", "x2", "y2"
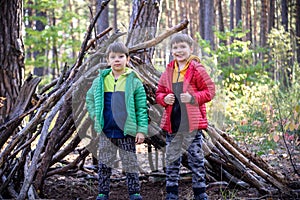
[
  {"x1": 42, "y1": 142, "x2": 300, "y2": 200},
  {"x1": 43, "y1": 173, "x2": 298, "y2": 200}
]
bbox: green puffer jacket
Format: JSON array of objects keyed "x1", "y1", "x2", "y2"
[{"x1": 85, "y1": 68, "x2": 148, "y2": 136}]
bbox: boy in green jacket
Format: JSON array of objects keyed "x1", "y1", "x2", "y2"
[{"x1": 86, "y1": 42, "x2": 148, "y2": 200}]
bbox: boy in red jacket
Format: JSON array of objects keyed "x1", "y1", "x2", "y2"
[{"x1": 156, "y1": 33, "x2": 215, "y2": 200}]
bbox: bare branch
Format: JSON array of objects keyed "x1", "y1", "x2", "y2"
[{"x1": 129, "y1": 19, "x2": 189, "y2": 52}]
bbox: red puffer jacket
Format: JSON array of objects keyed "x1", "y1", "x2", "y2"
[{"x1": 156, "y1": 60, "x2": 215, "y2": 133}]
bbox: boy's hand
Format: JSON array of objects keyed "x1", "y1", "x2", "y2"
[
  {"x1": 164, "y1": 94, "x2": 175, "y2": 105},
  {"x1": 135, "y1": 133, "x2": 145, "y2": 144},
  {"x1": 180, "y1": 92, "x2": 192, "y2": 103}
]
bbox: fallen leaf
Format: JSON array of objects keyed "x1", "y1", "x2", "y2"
[
  {"x1": 269, "y1": 149, "x2": 275, "y2": 155},
  {"x1": 281, "y1": 153, "x2": 288, "y2": 158},
  {"x1": 273, "y1": 134, "x2": 280, "y2": 142}
]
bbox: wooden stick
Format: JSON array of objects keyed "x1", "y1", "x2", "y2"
[
  {"x1": 207, "y1": 126, "x2": 291, "y2": 194},
  {"x1": 129, "y1": 19, "x2": 189, "y2": 52}
]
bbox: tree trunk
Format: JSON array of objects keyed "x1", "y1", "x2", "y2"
[
  {"x1": 296, "y1": 0, "x2": 300, "y2": 65},
  {"x1": 24, "y1": 0, "x2": 33, "y2": 61},
  {"x1": 127, "y1": 0, "x2": 160, "y2": 65},
  {"x1": 281, "y1": 0, "x2": 288, "y2": 31},
  {"x1": 253, "y1": 0, "x2": 258, "y2": 64},
  {"x1": 165, "y1": 0, "x2": 172, "y2": 28},
  {"x1": 229, "y1": 0, "x2": 235, "y2": 66},
  {"x1": 199, "y1": 0, "x2": 205, "y2": 39},
  {"x1": 113, "y1": 0, "x2": 117, "y2": 30},
  {"x1": 68, "y1": 0, "x2": 77, "y2": 60},
  {"x1": 174, "y1": 0, "x2": 179, "y2": 26},
  {"x1": 97, "y1": 0, "x2": 109, "y2": 35},
  {"x1": 33, "y1": 4, "x2": 46, "y2": 76},
  {"x1": 51, "y1": 8, "x2": 59, "y2": 79},
  {"x1": 260, "y1": 0, "x2": 267, "y2": 59},
  {"x1": 230, "y1": 0, "x2": 234, "y2": 31},
  {"x1": 217, "y1": 0, "x2": 226, "y2": 47},
  {"x1": 203, "y1": 0, "x2": 214, "y2": 49},
  {"x1": 0, "y1": 0, "x2": 25, "y2": 124},
  {"x1": 178, "y1": 0, "x2": 186, "y2": 20},
  {"x1": 188, "y1": 0, "x2": 198, "y2": 38},
  {"x1": 235, "y1": 0, "x2": 242, "y2": 26},
  {"x1": 218, "y1": 0, "x2": 225, "y2": 33},
  {"x1": 268, "y1": 0, "x2": 275, "y2": 33},
  {"x1": 245, "y1": 0, "x2": 252, "y2": 42}
]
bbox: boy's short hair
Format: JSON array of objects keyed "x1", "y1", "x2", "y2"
[
  {"x1": 170, "y1": 33, "x2": 194, "y2": 47},
  {"x1": 106, "y1": 42, "x2": 129, "y2": 57}
]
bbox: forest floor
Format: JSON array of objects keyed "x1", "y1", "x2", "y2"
[{"x1": 43, "y1": 140, "x2": 300, "y2": 200}]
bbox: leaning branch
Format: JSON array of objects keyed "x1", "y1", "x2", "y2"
[
  {"x1": 68, "y1": 0, "x2": 111, "y2": 81},
  {"x1": 129, "y1": 19, "x2": 189, "y2": 52}
]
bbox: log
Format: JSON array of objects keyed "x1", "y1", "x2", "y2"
[
  {"x1": 217, "y1": 128, "x2": 287, "y2": 183},
  {"x1": 206, "y1": 125, "x2": 291, "y2": 194},
  {"x1": 0, "y1": 76, "x2": 41, "y2": 148},
  {"x1": 34, "y1": 95, "x2": 73, "y2": 190}
]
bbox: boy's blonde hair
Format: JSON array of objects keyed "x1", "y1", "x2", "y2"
[
  {"x1": 170, "y1": 33, "x2": 194, "y2": 47},
  {"x1": 106, "y1": 42, "x2": 129, "y2": 58}
]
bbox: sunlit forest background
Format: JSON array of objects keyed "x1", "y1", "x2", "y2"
[{"x1": 23, "y1": 0, "x2": 299, "y2": 155}]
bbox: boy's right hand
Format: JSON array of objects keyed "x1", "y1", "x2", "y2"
[{"x1": 164, "y1": 94, "x2": 175, "y2": 105}]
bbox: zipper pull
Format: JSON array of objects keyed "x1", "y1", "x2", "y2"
[{"x1": 114, "y1": 79, "x2": 117, "y2": 91}]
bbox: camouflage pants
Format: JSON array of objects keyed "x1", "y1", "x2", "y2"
[
  {"x1": 165, "y1": 130, "x2": 206, "y2": 190},
  {"x1": 98, "y1": 135, "x2": 140, "y2": 195}
]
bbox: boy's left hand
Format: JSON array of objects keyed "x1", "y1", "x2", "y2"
[{"x1": 135, "y1": 133, "x2": 145, "y2": 144}]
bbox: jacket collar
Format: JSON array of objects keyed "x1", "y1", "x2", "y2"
[{"x1": 167, "y1": 55, "x2": 201, "y2": 69}]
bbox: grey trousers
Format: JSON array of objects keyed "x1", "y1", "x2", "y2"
[
  {"x1": 165, "y1": 130, "x2": 206, "y2": 190},
  {"x1": 98, "y1": 135, "x2": 140, "y2": 195}
]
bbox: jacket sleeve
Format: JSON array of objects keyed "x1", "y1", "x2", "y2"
[
  {"x1": 193, "y1": 65, "x2": 216, "y2": 105},
  {"x1": 85, "y1": 80, "x2": 96, "y2": 121},
  {"x1": 134, "y1": 81, "x2": 148, "y2": 135},
  {"x1": 155, "y1": 72, "x2": 169, "y2": 107}
]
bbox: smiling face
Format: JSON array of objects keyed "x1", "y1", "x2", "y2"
[
  {"x1": 170, "y1": 33, "x2": 194, "y2": 67},
  {"x1": 171, "y1": 42, "x2": 193, "y2": 66}
]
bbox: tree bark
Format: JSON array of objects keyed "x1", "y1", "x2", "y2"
[
  {"x1": 113, "y1": 0, "x2": 117, "y2": 30},
  {"x1": 0, "y1": 0, "x2": 25, "y2": 124},
  {"x1": 281, "y1": 0, "x2": 288, "y2": 31},
  {"x1": 268, "y1": 0, "x2": 275, "y2": 33},
  {"x1": 203, "y1": 0, "x2": 215, "y2": 49},
  {"x1": 97, "y1": 0, "x2": 109, "y2": 35},
  {"x1": 33, "y1": 5, "x2": 46, "y2": 76},
  {"x1": 218, "y1": 0, "x2": 225, "y2": 33},
  {"x1": 230, "y1": 0, "x2": 234, "y2": 31},
  {"x1": 199, "y1": 0, "x2": 205, "y2": 39},
  {"x1": 127, "y1": 0, "x2": 160, "y2": 66},
  {"x1": 217, "y1": 0, "x2": 226, "y2": 46},
  {"x1": 245, "y1": 0, "x2": 252, "y2": 42},
  {"x1": 260, "y1": 0, "x2": 267, "y2": 59},
  {"x1": 296, "y1": 0, "x2": 300, "y2": 65},
  {"x1": 235, "y1": 0, "x2": 242, "y2": 26}
]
